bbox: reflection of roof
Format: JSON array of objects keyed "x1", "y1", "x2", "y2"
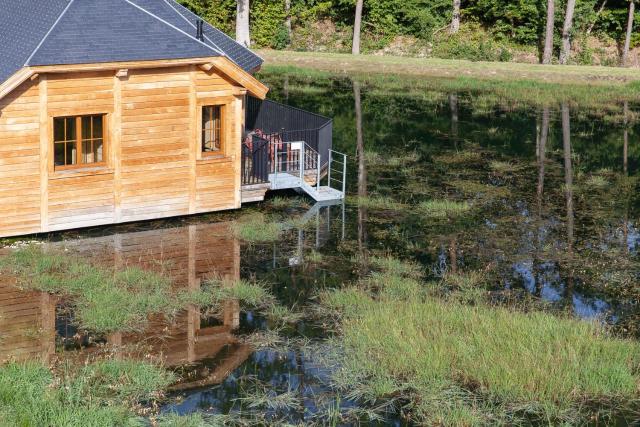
[{"x1": 0, "y1": 0, "x2": 263, "y2": 85}]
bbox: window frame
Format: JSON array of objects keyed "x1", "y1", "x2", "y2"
[
  {"x1": 52, "y1": 114, "x2": 107, "y2": 171},
  {"x1": 199, "y1": 101, "x2": 229, "y2": 159}
]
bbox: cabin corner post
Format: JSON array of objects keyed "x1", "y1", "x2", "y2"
[
  {"x1": 233, "y1": 94, "x2": 244, "y2": 209},
  {"x1": 189, "y1": 66, "x2": 198, "y2": 215},
  {"x1": 38, "y1": 75, "x2": 49, "y2": 232},
  {"x1": 113, "y1": 73, "x2": 123, "y2": 223}
]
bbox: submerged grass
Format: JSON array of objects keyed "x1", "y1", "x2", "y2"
[
  {"x1": 0, "y1": 358, "x2": 174, "y2": 426},
  {"x1": 347, "y1": 195, "x2": 406, "y2": 211},
  {"x1": 0, "y1": 247, "x2": 272, "y2": 334},
  {"x1": 419, "y1": 199, "x2": 472, "y2": 218},
  {"x1": 231, "y1": 213, "x2": 283, "y2": 243},
  {"x1": 321, "y1": 288, "x2": 640, "y2": 424}
]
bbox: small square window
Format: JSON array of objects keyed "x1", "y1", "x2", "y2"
[{"x1": 53, "y1": 115, "x2": 105, "y2": 169}]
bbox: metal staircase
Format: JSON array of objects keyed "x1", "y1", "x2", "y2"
[{"x1": 269, "y1": 141, "x2": 346, "y2": 202}]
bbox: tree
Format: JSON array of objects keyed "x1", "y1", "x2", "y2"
[
  {"x1": 236, "y1": 0, "x2": 250, "y2": 47},
  {"x1": 622, "y1": 0, "x2": 635, "y2": 66},
  {"x1": 542, "y1": 0, "x2": 555, "y2": 64},
  {"x1": 451, "y1": 0, "x2": 461, "y2": 33},
  {"x1": 559, "y1": 0, "x2": 577, "y2": 64},
  {"x1": 352, "y1": 0, "x2": 364, "y2": 54}
]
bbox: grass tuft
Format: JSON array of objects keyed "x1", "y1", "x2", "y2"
[
  {"x1": 320, "y1": 291, "x2": 640, "y2": 424},
  {"x1": 0, "y1": 358, "x2": 173, "y2": 426},
  {"x1": 419, "y1": 199, "x2": 472, "y2": 218},
  {"x1": 231, "y1": 213, "x2": 283, "y2": 243}
]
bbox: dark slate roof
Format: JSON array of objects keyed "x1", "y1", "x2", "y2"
[
  {"x1": 0, "y1": 0, "x2": 70, "y2": 84},
  {"x1": 0, "y1": 0, "x2": 263, "y2": 86}
]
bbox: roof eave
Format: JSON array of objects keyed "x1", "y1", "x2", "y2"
[{"x1": 0, "y1": 56, "x2": 268, "y2": 103}]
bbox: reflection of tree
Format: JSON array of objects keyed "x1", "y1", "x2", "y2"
[
  {"x1": 354, "y1": 80, "x2": 368, "y2": 257},
  {"x1": 449, "y1": 94, "x2": 459, "y2": 149},
  {"x1": 534, "y1": 107, "x2": 551, "y2": 297},
  {"x1": 562, "y1": 103, "x2": 575, "y2": 306}
]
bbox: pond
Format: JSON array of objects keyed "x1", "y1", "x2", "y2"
[{"x1": 1, "y1": 70, "x2": 640, "y2": 425}]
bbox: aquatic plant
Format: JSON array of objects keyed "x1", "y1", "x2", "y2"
[
  {"x1": 320, "y1": 290, "x2": 640, "y2": 424},
  {"x1": 584, "y1": 175, "x2": 609, "y2": 188},
  {"x1": 0, "y1": 247, "x2": 274, "y2": 333},
  {"x1": 368, "y1": 255, "x2": 424, "y2": 279},
  {"x1": 489, "y1": 160, "x2": 518, "y2": 173},
  {"x1": 347, "y1": 195, "x2": 406, "y2": 211},
  {"x1": 0, "y1": 358, "x2": 173, "y2": 426},
  {"x1": 231, "y1": 213, "x2": 284, "y2": 243},
  {"x1": 269, "y1": 196, "x2": 310, "y2": 210},
  {"x1": 433, "y1": 151, "x2": 482, "y2": 165},
  {"x1": 419, "y1": 199, "x2": 472, "y2": 218}
]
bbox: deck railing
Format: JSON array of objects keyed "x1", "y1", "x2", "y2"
[{"x1": 243, "y1": 97, "x2": 333, "y2": 186}]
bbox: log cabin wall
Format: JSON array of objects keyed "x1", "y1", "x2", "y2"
[{"x1": 0, "y1": 65, "x2": 245, "y2": 238}]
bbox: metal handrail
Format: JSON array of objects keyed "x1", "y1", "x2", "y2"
[{"x1": 328, "y1": 149, "x2": 347, "y2": 195}]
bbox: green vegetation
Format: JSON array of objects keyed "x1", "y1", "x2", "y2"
[
  {"x1": 259, "y1": 53, "x2": 640, "y2": 110},
  {"x1": 347, "y1": 195, "x2": 407, "y2": 211},
  {"x1": 321, "y1": 283, "x2": 640, "y2": 424},
  {"x1": 180, "y1": 0, "x2": 633, "y2": 65},
  {"x1": 0, "y1": 247, "x2": 272, "y2": 334},
  {"x1": 231, "y1": 212, "x2": 283, "y2": 243},
  {"x1": 419, "y1": 199, "x2": 472, "y2": 218},
  {"x1": 0, "y1": 358, "x2": 173, "y2": 426}
]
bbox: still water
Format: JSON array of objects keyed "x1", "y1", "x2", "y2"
[{"x1": 2, "y1": 71, "x2": 640, "y2": 424}]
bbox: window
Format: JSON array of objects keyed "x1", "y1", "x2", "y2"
[
  {"x1": 53, "y1": 115, "x2": 105, "y2": 169},
  {"x1": 202, "y1": 105, "x2": 223, "y2": 155}
]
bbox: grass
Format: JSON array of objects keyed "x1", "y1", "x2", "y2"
[
  {"x1": 419, "y1": 199, "x2": 472, "y2": 218},
  {"x1": 269, "y1": 196, "x2": 311, "y2": 210},
  {"x1": 320, "y1": 287, "x2": 640, "y2": 424},
  {"x1": 0, "y1": 358, "x2": 174, "y2": 426},
  {"x1": 231, "y1": 213, "x2": 283, "y2": 243},
  {"x1": 347, "y1": 195, "x2": 406, "y2": 211},
  {"x1": 258, "y1": 50, "x2": 640, "y2": 109},
  {"x1": 0, "y1": 247, "x2": 272, "y2": 334},
  {"x1": 368, "y1": 255, "x2": 423, "y2": 279}
]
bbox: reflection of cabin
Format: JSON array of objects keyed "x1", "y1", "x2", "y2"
[
  {"x1": 0, "y1": 0, "x2": 344, "y2": 240},
  {"x1": 0, "y1": 222, "x2": 251, "y2": 381}
]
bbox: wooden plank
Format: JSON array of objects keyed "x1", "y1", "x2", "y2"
[{"x1": 39, "y1": 75, "x2": 48, "y2": 231}]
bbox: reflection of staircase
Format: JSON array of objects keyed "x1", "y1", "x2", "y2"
[{"x1": 270, "y1": 142, "x2": 346, "y2": 202}]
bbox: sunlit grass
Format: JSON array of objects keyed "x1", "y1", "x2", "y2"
[
  {"x1": 231, "y1": 213, "x2": 283, "y2": 243},
  {"x1": 321, "y1": 288, "x2": 640, "y2": 424},
  {"x1": 433, "y1": 151, "x2": 482, "y2": 165},
  {"x1": 347, "y1": 195, "x2": 406, "y2": 211},
  {"x1": 0, "y1": 247, "x2": 273, "y2": 333},
  {"x1": 0, "y1": 358, "x2": 174, "y2": 426},
  {"x1": 419, "y1": 199, "x2": 472, "y2": 218},
  {"x1": 368, "y1": 255, "x2": 423, "y2": 279}
]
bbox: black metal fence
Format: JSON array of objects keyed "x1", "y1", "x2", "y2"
[
  {"x1": 243, "y1": 96, "x2": 333, "y2": 185},
  {"x1": 241, "y1": 135, "x2": 270, "y2": 186}
]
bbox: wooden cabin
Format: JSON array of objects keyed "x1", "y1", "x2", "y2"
[{"x1": 0, "y1": 0, "x2": 344, "y2": 240}]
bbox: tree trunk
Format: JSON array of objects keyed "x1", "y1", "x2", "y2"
[
  {"x1": 542, "y1": 0, "x2": 555, "y2": 64},
  {"x1": 587, "y1": 0, "x2": 607, "y2": 35},
  {"x1": 236, "y1": 0, "x2": 250, "y2": 48},
  {"x1": 285, "y1": 0, "x2": 292, "y2": 41},
  {"x1": 559, "y1": 0, "x2": 576, "y2": 64},
  {"x1": 622, "y1": 1, "x2": 635, "y2": 66},
  {"x1": 450, "y1": 0, "x2": 461, "y2": 34},
  {"x1": 352, "y1": 0, "x2": 364, "y2": 55}
]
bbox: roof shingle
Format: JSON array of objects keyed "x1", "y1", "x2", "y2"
[{"x1": 0, "y1": 0, "x2": 263, "y2": 86}]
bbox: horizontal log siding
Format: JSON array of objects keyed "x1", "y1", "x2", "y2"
[
  {"x1": 0, "y1": 66, "x2": 243, "y2": 238},
  {"x1": 0, "y1": 81, "x2": 41, "y2": 236}
]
